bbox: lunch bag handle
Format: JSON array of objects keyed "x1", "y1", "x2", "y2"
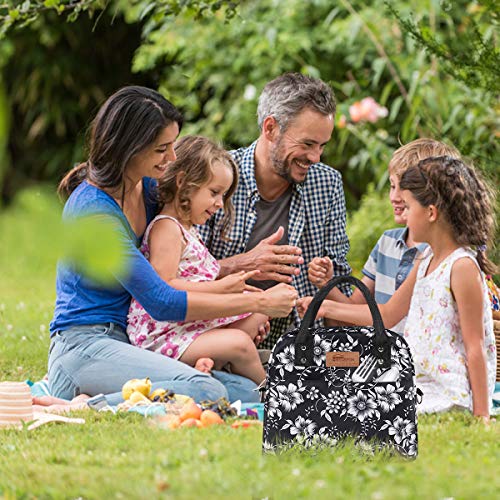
[{"x1": 294, "y1": 276, "x2": 391, "y2": 368}]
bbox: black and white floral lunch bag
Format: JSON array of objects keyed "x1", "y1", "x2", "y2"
[{"x1": 263, "y1": 276, "x2": 420, "y2": 458}]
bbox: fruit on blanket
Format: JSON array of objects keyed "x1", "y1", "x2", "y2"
[
  {"x1": 167, "y1": 416, "x2": 182, "y2": 429},
  {"x1": 200, "y1": 410, "x2": 223, "y2": 426},
  {"x1": 128, "y1": 391, "x2": 151, "y2": 404},
  {"x1": 150, "y1": 388, "x2": 168, "y2": 402},
  {"x1": 231, "y1": 420, "x2": 262, "y2": 428},
  {"x1": 172, "y1": 394, "x2": 194, "y2": 406},
  {"x1": 200, "y1": 397, "x2": 237, "y2": 417},
  {"x1": 122, "y1": 378, "x2": 152, "y2": 400},
  {"x1": 157, "y1": 415, "x2": 182, "y2": 429},
  {"x1": 180, "y1": 418, "x2": 203, "y2": 428},
  {"x1": 179, "y1": 402, "x2": 202, "y2": 421}
]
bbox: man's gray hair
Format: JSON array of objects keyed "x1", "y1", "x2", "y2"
[{"x1": 257, "y1": 73, "x2": 336, "y2": 131}]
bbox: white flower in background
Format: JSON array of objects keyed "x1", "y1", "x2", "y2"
[{"x1": 243, "y1": 84, "x2": 257, "y2": 101}]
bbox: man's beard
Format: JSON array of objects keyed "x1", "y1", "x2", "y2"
[{"x1": 269, "y1": 137, "x2": 307, "y2": 185}]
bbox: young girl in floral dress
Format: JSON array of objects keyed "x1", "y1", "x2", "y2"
[
  {"x1": 127, "y1": 136, "x2": 272, "y2": 384},
  {"x1": 298, "y1": 156, "x2": 496, "y2": 421}
]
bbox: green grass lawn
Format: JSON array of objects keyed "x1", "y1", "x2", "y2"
[{"x1": 0, "y1": 192, "x2": 499, "y2": 499}]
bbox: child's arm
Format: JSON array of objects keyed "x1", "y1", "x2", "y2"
[
  {"x1": 308, "y1": 256, "x2": 374, "y2": 306},
  {"x1": 451, "y1": 258, "x2": 490, "y2": 419},
  {"x1": 148, "y1": 219, "x2": 259, "y2": 293},
  {"x1": 298, "y1": 262, "x2": 418, "y2": 328}
]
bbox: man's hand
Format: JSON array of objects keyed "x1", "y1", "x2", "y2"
[
  {"x1": 243, "y1": 226, "x2": 304, "y2": 283},
  {"x1": 308, "y1": 256, "x2": 333, "y2": 288}
]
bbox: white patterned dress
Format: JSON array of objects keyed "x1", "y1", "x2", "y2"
[
  {"x1": 127, "y1": 215, "x2": 250, "y2": 360},
  {"x1": 404, "y1": 247, "x2": 496, "y2": 413}
]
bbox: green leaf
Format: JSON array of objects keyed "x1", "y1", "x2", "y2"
[{"x1": 388, "y1": 96, "x2": 403, "y2": 123}]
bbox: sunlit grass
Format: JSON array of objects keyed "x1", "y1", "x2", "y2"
[{"x1": 0, "y1": 191, "x2": 498, "y2": 499}]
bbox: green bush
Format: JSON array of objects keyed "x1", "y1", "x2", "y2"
[{"x1": 347, "y1": 184, "x2": 395, "y2": 275}]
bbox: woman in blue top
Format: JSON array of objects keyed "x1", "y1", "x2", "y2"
[{"x1": 48, "y1": 86, "x2": 297, "y2": 405}]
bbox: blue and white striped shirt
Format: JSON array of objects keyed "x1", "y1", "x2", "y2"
[
  {"x1": 362, "y1": 227, "x2": 426, "y2": 301},
  {"x1": 198, "y1": 141, "x2": 352, "y2": 346}
]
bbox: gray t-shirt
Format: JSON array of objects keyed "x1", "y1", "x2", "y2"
[{"x1": 245, "y1": 186, "x2": 293, "y2": 289}]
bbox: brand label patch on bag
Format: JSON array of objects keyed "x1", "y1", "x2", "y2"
[{"x1": 326, "y1": 351, "x2": 360, "y2": 367}]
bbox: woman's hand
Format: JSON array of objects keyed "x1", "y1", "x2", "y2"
[
  {"x1": 308, "y1": 257, "x2": 333, "y2": 288},
  {"x1": 216, "y1": 270, "x2": 262, "y2": 293},
  {"x1": 259, "y1": 283, "x2": 298, "y2": 318}
]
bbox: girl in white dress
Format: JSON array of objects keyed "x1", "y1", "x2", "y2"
[{"x1": 298, "y1": 156, "x2": 496, "y2": 421}]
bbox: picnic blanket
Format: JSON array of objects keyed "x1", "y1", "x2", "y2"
[{"x1": 26, "y1": 379, "x2": 264, "y2": 419}]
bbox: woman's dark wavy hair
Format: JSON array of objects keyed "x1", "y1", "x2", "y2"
[
  {"x1": 157, "y1": 135, "x2": 238, "y2": 239},
  {"x1": 58, "y1": 86, "x2": 183, "y2": 199},
  {"x1": 400, "y1": 156, "x2": 497, "y2": 275}
]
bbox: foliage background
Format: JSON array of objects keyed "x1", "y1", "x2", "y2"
[{"x1": 0, "y1": 0, "x2": 498, "y2": 272}]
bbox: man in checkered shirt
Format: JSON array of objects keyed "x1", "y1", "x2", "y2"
[{"x1": 198, "y1": 73, "x2": 352, "y2": 348}]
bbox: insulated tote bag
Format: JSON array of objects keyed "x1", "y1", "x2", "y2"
[{"x1": 263, "y1": 276, "x2": 419, "y2": 457}]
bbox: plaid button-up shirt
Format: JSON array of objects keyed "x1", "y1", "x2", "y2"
[{"x1": 198, "y1": 141, "x2": 352, "y2": 347}]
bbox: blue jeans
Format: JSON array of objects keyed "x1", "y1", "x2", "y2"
[{"x1": 48, "y1": 323, "x2": 259, "y2": 405}]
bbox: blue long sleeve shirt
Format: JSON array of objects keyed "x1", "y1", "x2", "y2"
[{"x1": 50, "y1": 179, "x2": 187, "y2": 335}]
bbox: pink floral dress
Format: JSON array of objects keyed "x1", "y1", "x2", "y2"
[
  {"x1": 127, "y1": 215, "x2": 250, "y2": 360},
  {"x1": 404, "y1": 247, "x2": 496, "y2": 413}
]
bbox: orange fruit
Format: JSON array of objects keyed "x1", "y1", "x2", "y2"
[
  {"x1": 179, "y1": 402, "x2": 202, "y2": 422},
  {"x1": 231, "y1": 420, "x2": 262, "y2": 428},
  {"x1": 200, "y1": 410, "x2": 223, "y2": 427},
  {"x1": 166, "y1": 415, "x2": 182, "y2": 429},
  {"x1": 180, "y1": 418, "x2": 203, "y2": 428},
  {"x1": 156, "y1": 414, "x2": 182, "y2": 430}
]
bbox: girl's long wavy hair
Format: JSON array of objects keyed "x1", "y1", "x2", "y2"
[
  {"x1": 400, "y1": 156, "x2": 497, "y2": 275},
  {"x1": 58, "y1": 86, "x2": 183, "y2": 200},
  {"x1": 157, "y1": 135, "x2": 238, "y2": 238}
]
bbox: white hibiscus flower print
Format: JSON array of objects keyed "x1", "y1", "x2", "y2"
[
  {"x1": 331, "y1": 334, "x2": 359, "y2": 352},
  {"x1": 374, "y1": 384, "x2": 402, "y2": 412},
  {"x1": 404, "y1": 432, "x2": 418, "y2": 456},
  {"x1": 276, "y1": 345, "x2": 295, "y2": 376},
  {"x1": 381, "y1": 417, "x2": 415, "y2": 444},
  {"x1": 347, "y1": 390, "x2": 379, "y2": 422},
  {"x1": 276, "y1": 383, "x2": 303, "y2": 412},
  {"x1": 266, "y1": 394, "x2": 282, "y2": 419},
  {"x1": 282, "y1": 415, "x2": 317, "y2": 437}
]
